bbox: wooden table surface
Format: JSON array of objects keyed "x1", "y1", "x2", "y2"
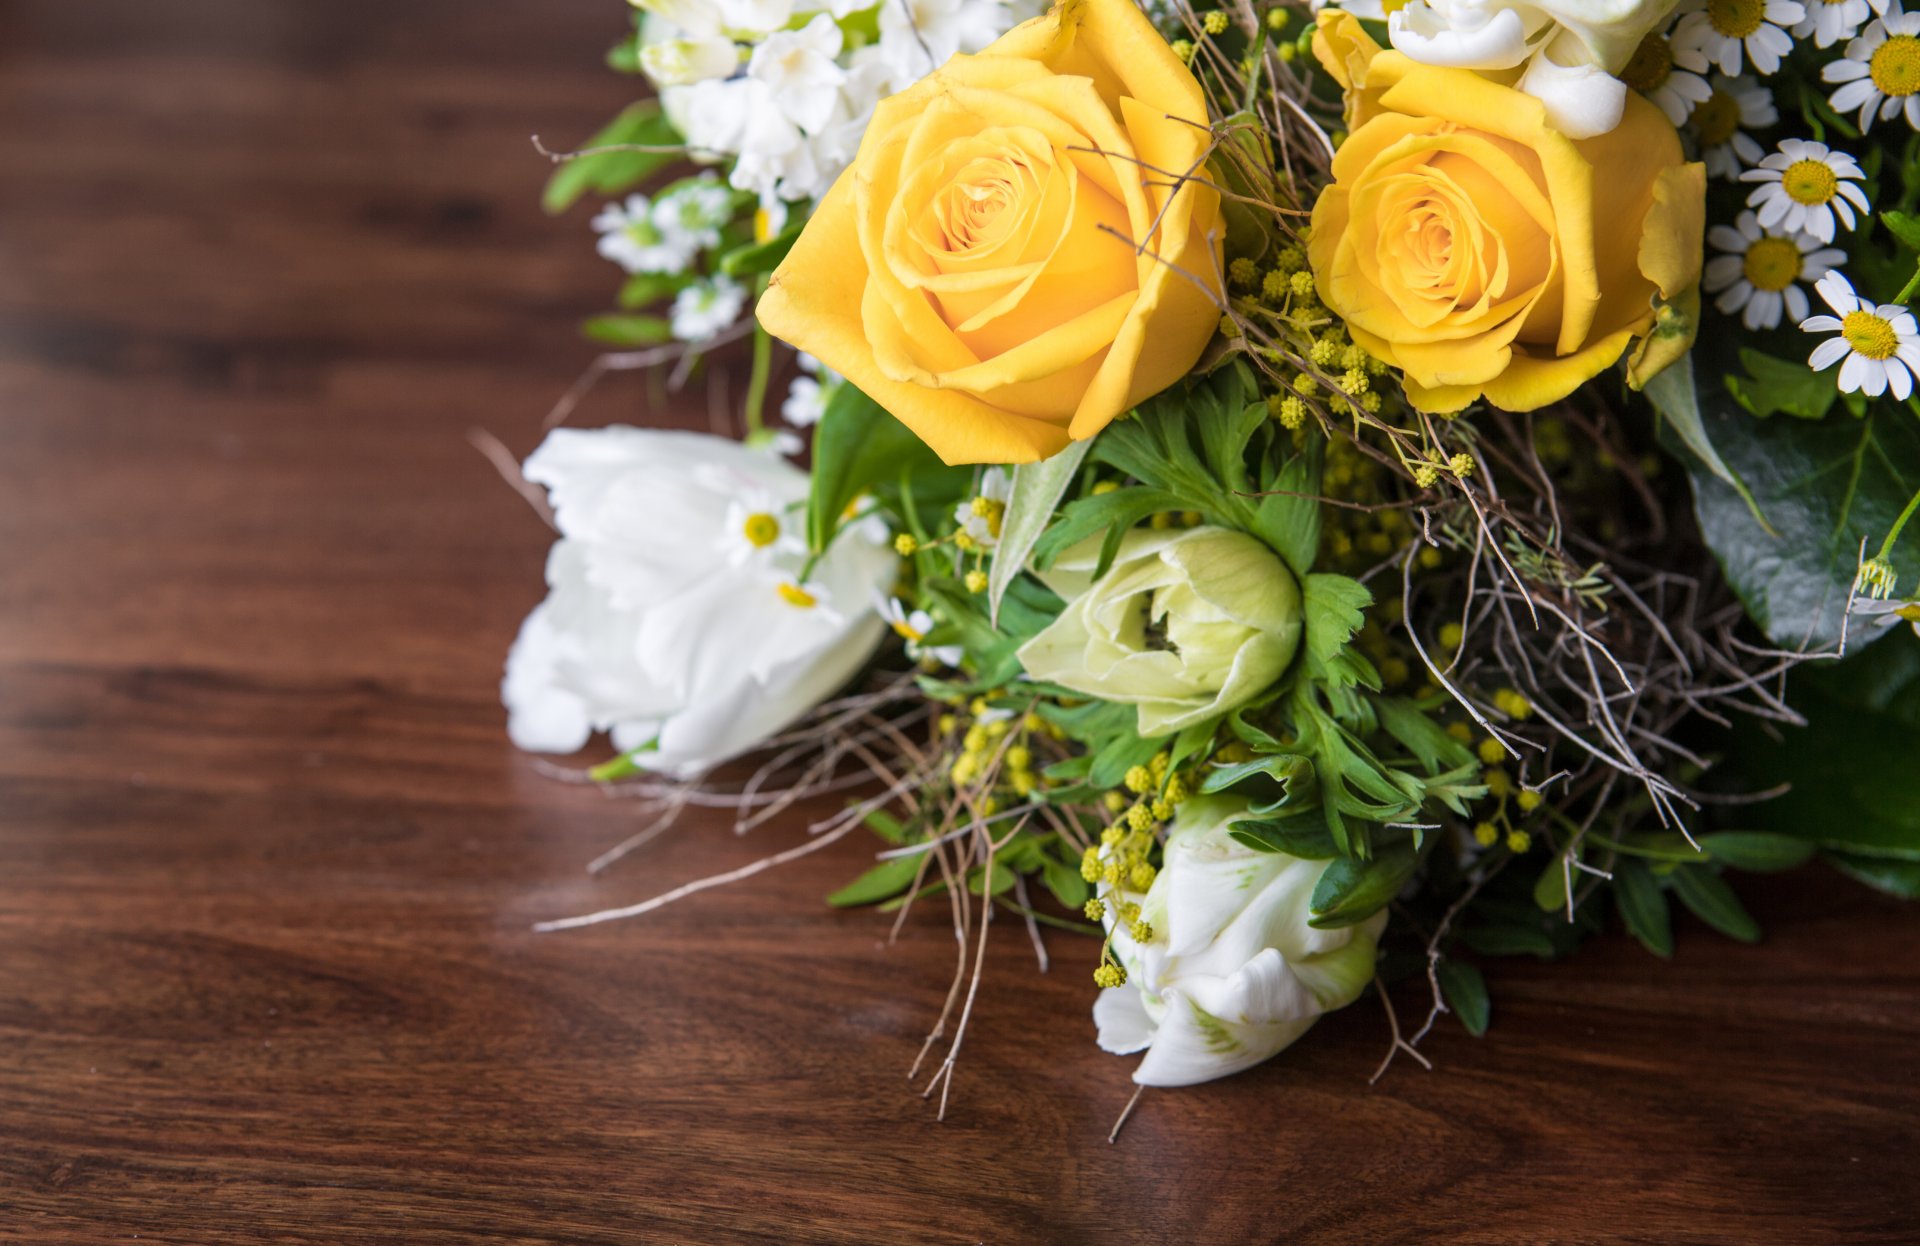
[{"x1": 1, "y1": 2, "x2": 1916, "y2": 1242}]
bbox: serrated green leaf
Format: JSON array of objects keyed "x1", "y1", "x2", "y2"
[
  {"x1": 1669, "y1": 866, "x2": 1761, "y2": 943},
  {"x1": 1724, "y1": 349, "x2": 1838, "y2": 421},
  {"x1": 990, "y1": 438, "x2": 1092, "y2": 625},
  {"x1": 1613, "y1": 857, "x2": 1673, "y2": 958},
  {"x1": 828, "y1": 854, "x2": 924, "y2": 908},
  {"x1": 1437, "y1": 959, "x2": 1490, "y2": 1036}
]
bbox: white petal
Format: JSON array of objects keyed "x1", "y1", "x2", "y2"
[
  {"x1": 1809, "y1": 336, "x2": 1851, "y2": 369},
  {"x1": 1093, "y1": 986, "x2": 1156, "y2": 1055}
]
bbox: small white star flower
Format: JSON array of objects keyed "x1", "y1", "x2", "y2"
[
  {"x1": 1794, "y1": 0, "x2": 1882, "y2": 48},
  {"x1": 954, "y1": 467, "x2": 1013, "y2": 549},
  {"x1": 721, "y1": 487, "x2": 807, "y2": 566},
  {"x1": 1674, "y1": 0, "x2": 1806, "y2": 76},
  {"x1": 591, "y1": 194, "x2": 699, "y2": 275},
  {"x1": 1689, "y1": 75, "x2": 1779, "y2": 179},
  {"x1": 651, "y1": 176, "x2": 734, "y2": 253},
  {"x1": 1824, "y1": 5, "x2": 1920, "y2": 130},
  {"x1": 1740, "y1": 139, "x2": 1870, "y2": 241},
  {"x1": 1705, "y1": 211, "x2": 1845, "y2": 329},
  {"x1": 670, "y1": 275, "x2": 748, "y2": 342},
  {"x1": 1620, "y1": 31, "x2": 1715, "y2": 125},
  {"x1": 1799, "y1": 271, "x2": 1920, "y2": 400}
]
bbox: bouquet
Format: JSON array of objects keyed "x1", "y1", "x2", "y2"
[{"x1": 503, "y1": 0, "x2": 1920, "y2": 1115}]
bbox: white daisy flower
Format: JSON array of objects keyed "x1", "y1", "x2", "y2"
[
  {"x1": 1851, "y1": 594, "x2": 1920, "y2": 637},
  {"x1": 1740, "y1": 139, "x2": 1871, "y2": 241},
  {"x1": 591, "y1": 194, "x2": 700, "y2": 275},
  {"x1": 1794, "y1": 0, "x2": 1881, "y2": 48},
  {"x1": 1705, "y1": 211, "x2": 1845, "y2": 329},
  {"x1": 954, "y1": 467, "x2": 1013, "y2": 549},
  {"x1": 1799, "y1": 271, "x2": 1920, "y2": 399},
  {"x1": 721, "y1": 487, "x2": 807, "y2": 566},
  {"x1": 1620, "y1": 31, "x2": 1715, "y2": 125},
  {"x1": 669, "y1": 275, "x2": 748, "y2": 342},
  {"x1": 651, "y1": 176, "x2": 735, "y2": 253},
  {"x1": 1673, "y1": 0, "x2": 1806, "y2": 76},
  {"x1": 1824, "y1": 5, "x2": 1920, "y2": 131},
  {"x1": 782, "y1": 375, "x2": 827, "y2": 428},
  {"x1": 1689, "y1": 74, "x2": 1779, "y2": 179},
  {"x1": 876, "y1": 595, "x2": 964, "y2": 667}
]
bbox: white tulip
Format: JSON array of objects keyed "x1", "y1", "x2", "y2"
[
  {"x1": 501, "y1": 427, "x2": 895, "y2": 776},
  {"x1": 1094, "y1": 798, "x2": 1388, "y2": 1087},
  {"x1": 1384, "y1": 0, "x2": 1682, "y2": 137}
]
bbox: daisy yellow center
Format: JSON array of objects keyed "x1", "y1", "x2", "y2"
[
  {"x1": 742, "y1": 511, "x2": 781, "y2": 547},
  {"x1": 1870, "y1": 34, "x2": 1920, "y2": 96},
  {"x1": 1381, "y1": 0, "x2": 1412, "y2": 13},
  {"x1": 1781, "y1": 159, "x2": 1839, "y2": 205},
  {"x1": 1707, "y1": 0, "x2": 1766, "y2": 38},
  {"x1": 1693, "y1": 91, "x2": 1741, "y2": 145},
  {"x1": 1842, "y1": 310, "x2": 1899, "y2": 360},
  {"x1": 1742, "y1": 236, "x2": 1802, "y2": 292},
  {"x1": 1621, "y1": 34, "x2": 1675, "y2": 91},
  {"x1": 1898, "y1": 604, "x2": 1920, "y2": 623},
  {"x1": 891, "y1": 618, "x2": 926, "y2": 642},
  {"x1": 776, "y1": 582, "x2": 819, "y2": 609}
]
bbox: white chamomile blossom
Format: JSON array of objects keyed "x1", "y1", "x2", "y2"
[
  {"x1": 877, "y1": 595, "x2": 964, "y2": 666},
  {"x1": 1741, "y1": 139, "x2": 1870, "y2": 242},
  {"x1": 1704, "y1": 211, "x2": 1844, "y2": 329},
  {"x1": 783, "y1": 375, "x2": 827, "y2": 427},
  {"x1": 954, "y1": 467, "x2": 1013, "y2": 549},
  {"x1": 592, "y1": 194, "x2": 699, "y2": 275},
  {"x1": 1851, "y1": 593, "x2": 1920, "y2": 637},
  {"x1": 670, "y1": 274, "x2": 748, "y2": 342},
  {"x1": 1795, "y1": 0, "x2": 1881, "y2": 47},
  {"x1": 652, "y1": 176, "x2": 735, "y2": 253},
  {"x1": 1689, "y1": 74, "x2": 1778, "y2": 179},
  {"x1": 1619, "y1": 30, "x2": 1714, "y2": 123},
  {"x1": 1800, "y1": 271, "x2": 1920, "y2": 399},
  {"x1": 721, "y1": 488, "x2": 808, "y2": 566},
  {"x1": 1673, "y1": 0, "x2": 1806, "y2": 76},
  {"x1": 1824, "y1": 5, "x2": 1920, "y2": 130}
]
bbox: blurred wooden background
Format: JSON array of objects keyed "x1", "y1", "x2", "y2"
[{"x1": 0, "y1": 1, "x2": 1915, "y2": 1241}]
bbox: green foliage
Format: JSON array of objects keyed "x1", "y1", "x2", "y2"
[
  {"x1": 718, "y1": 225, "x2": 803, "y2": 278},
  {"x1": 1668, "y1": 867, "x2": 1761, "y2": 944},
  {"x1": 990, "y1": 439, "x2": 1092, "y2": 624},
  {"x1": 1613, "y1": 857, "x2": 1673, "y2": 958},
  {"x1": 542, "y1": 101, "x2": 682, "y2": 215},
  {"x1": 1437, "y1": 959, "x2": 1490, "y2": 1036},
  {"x1": 1308, "y1": 838, "x2": 1423, "y2": 928},
  {"x1": 828, "y1": 855, "x2": 924, "y2": 908},
  {"x1": 805, "y1": 383, "x2": 964, "y2": 554},
  {"x1": 581, "y1": 313, "x2": 672, "y2": 346},
  {"x1": 1724, "y1": 349, "x2": 1839, "y2": 421}
]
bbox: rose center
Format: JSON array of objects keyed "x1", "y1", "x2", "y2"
[
  {"x1": 1842, "y1": 310, "x2": 1899, "y2": 359},
  {"x1": 1692, "y1": 91, "x2": 1741, "y2": 145},
  {"x1": 1620, "y1": 34, "x2": 1675, "y2": 91},
  {"x1": 1707, "y1": 0, "x2": 1766, "y2": 39},
  {"x1": 1781, "y1": 158, "x2": 1840, "y2": 205},
  {"x1": 742, "y1": 512, "x2": 781, "y2": 548},
  {"x1": 1742, "y1": 237, "x2": 1802, "y2": 292},
  {"x1": 1870, "y1": 34, "x2": 1920, "y2": 96}
]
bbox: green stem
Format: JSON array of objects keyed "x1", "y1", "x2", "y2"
[
  {"x1": 1895, "y1": 266, "x2": 1920, "y2": 307},
  {"x1": 743, "y1": 275, "x2": 773, "y2": 436},
  {"x1": 1876, "y1": 483, "x2": 1920, "y2": 563}
]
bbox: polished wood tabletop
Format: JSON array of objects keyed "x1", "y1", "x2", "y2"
[{"x1": 1, "y1": 2, "x2": 1915, "y2": 1242}]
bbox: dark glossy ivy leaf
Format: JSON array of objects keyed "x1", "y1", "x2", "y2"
[
  {"x1": 1724, "y1": 348, "x2": 1839, "y2": 421},
  {"x1": 1437, "y1": 959, "x2": 1490, "y2": 1037}
]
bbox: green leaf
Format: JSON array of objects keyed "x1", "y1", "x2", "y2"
[
  {"x1": 1824, "y1": 851, "x2": 1920, "y2": 898},
  {"x1": 581, "y1": 313, "x2": 672, "y2": 347},
  {"x1": 1612, "y1": 857, "x2": 1673, "y2": 958},
  {"x1": 1724, "y1": 349, "x2": 1839, "y2": 421},
  {"x1": 1437, "y1": 959, "x2": 1490, "y2": 1036},
  {"x1": 1882, "y1": 209, "x2": 1920, "y2": 251},
  {"x1": 1300, "y1": 574, "x2": 1373, "y2": 687},
  {"x1": 1669, "y1": 867, "x2": 1761, "y2": 943},
  {"x1": 1227, "y1": 810, "x2": 1340, "y2": 858},
  {"x1": 1042, "y1": 858, "x2": 1092, "y2": 910},
  {"x1": 617, "y1": 272, "x2": 688, "y2": 310},
  {"x1": 1456, "y1": 923, "x2": 1557, "y2": 958},
  {"x1": 1532, "y1": 855, "x2": 1569, "y2": 913},
  {"x1": 990, "y1": 439, "x2": 1092, "y2": 625},
  {"x1": 1695, "y1": 832, "x2": 1816, "y2": 873},
  {"x1": 805, "y1": 383, "x2": 948, "y2": 553},
  {"x1": 542, "y1": 101, "x2": 682, "y2": 215},
  {"x1": 718, "y1": 225, "x2": 802, "y2": 277},
  {"x1": 1308, "y1": 844, "x2": 1418, "y2": 928},
  {"x1": 1647, "y1": 351, "x2": 1774, "y2": 535},
  {"x1": 828, "y1": 854, "x2": 923, "y2": 908},
  {"x1": 1678, "y1": 400, "x2": 1920, "y2": 649}
]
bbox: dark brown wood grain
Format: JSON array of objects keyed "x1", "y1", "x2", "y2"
[{"x1": 0, "y1": 3, "x2": 1915, "y2": 1242}]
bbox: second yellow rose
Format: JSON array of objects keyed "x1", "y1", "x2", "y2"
[{"x1": 757, "y1": 0, "x2": 1225, "y2": 465}]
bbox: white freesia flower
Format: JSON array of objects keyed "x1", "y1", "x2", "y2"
[
  {"x1": 749, "y1": 14, "x2": 848, "y2": 134},
  {"x1": 1093, "y1": 798, "x2": 1389, "y2": 1087},
  {"x1": 1741, "y1": 138, "x2": 1869, "y2": 241},
  {"x1": 671, "y1": 274, "x2": 748, "y2": 341},
  {"x1": 1384, "y1": 0, "x2": 1683, "y2": 137},
  {"x1": 1799, "y1": 272, "x2": 1920, "y2": 399},
  {"x1": 1017, "y1": 527, "x2": 1304, "y2": 736},
  {"x1": 1703, "y1": 210, "x2": 1843, "y2": 329},
  {"x1": 502, "y1": 427, "x2": 895, "y2": 775}
]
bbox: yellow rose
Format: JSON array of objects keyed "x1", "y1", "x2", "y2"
[
  {"x1": 1309, "y1": 12, "x2": 1704, "y2": 414},
  {"x1": 757, "y1": 0, "x2": 1225, "y2": 465}
]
